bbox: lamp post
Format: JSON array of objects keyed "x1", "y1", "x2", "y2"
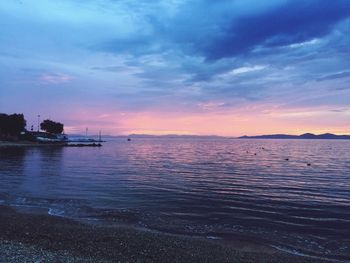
[{"x1": 37, "y1": 115, "x2": 40, "y2": 132}]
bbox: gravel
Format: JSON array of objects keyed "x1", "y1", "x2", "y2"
[{"x1": 0, "y1": 206, "x2": 330, "y2": 263}]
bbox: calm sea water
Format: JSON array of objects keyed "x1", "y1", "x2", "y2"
[{"x1": 0, "y1": 138, "x2": 350, "y2": 261}]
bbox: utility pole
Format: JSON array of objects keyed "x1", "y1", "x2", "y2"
[{"x1": 37, "y1": 115, "x2": 40, "y2": 132}]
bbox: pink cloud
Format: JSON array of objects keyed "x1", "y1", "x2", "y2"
[{"x1": 38, "y1": 73, "x2": 73, "y2": 84}]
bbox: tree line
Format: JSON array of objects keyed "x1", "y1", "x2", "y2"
[
  {"x1": 40, "y1": 119, "x2": 64, "y2": 134},
  {"x1": 0, "y1": 113, "x2": 64, "y2": 138},
  {"x1": 0, "y1": 113, "x2": 26, "y2": 137}
]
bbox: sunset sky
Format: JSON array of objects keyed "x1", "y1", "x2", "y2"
[{"x1": 1, "y1": 0, "x2": 350, "y2": 136}]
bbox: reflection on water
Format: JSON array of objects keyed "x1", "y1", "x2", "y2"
[
  {"x1": 0, "y1": 146, "x2": 64, "y2": 199},
  {"x1": 0, "y1": 139, "x2": 350, "y2": 261}
]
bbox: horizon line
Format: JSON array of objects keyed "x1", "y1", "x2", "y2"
[{"x1": 66, "y1": 132, "x2": 350, "y2": 138}]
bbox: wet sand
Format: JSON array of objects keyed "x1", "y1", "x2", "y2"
[{"x1": 0, "y1": 206, "x2": 329, "y2": 263}]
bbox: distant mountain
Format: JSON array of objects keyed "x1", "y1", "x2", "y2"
[{"x1": 239, "y1": 133, "x2": 350, "y2": 139}]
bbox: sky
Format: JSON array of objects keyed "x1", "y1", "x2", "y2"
[{"x1": 0, "y1": 0, "x2": 350, "y2": 136}]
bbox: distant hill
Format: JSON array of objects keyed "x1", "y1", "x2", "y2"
[{"x1": 239, "y1": 133, "x2": 350, "y2": 139}]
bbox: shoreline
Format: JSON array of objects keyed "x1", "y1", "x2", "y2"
[
  {"x1": 0, "y1": 141, "x2": 102, "y2": 147},
  {"x1": 0, "y1": 141, "x2": 66, "y2": 147},
  {"x1": 0, "y1": 205, "x2": 329, "y2": 262}
]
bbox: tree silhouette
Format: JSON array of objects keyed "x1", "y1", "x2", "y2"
[
  {"x1": 0, "y1": 113, "x2": 26, "y2": 136},
  {"x1": 40, "y1": 119, "x2": 64, "y2": 134}
]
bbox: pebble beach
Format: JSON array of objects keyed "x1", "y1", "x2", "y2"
[{"x1": 0, "y1": 206, "x2": 330, "y2": 263}]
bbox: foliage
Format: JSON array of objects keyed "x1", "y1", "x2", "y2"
[
  {"x1": 0, "y1": 113, "x2": 26, "y2": 136},
  {"x1": 40, "y1": 119, "x2": 64, "y2": 134}
]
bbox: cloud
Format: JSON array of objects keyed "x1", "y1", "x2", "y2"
[
  {"x1": 229, "y1": 65, "x2": 268, "y2": 75},
  {"x1": 288, "y1": 38, "x2": 320, "y2": 48},
  {"x1": 38, "y1": 73, "x2": 74, "y2": 85},
  {"x1": 1, "y1": 0, "x2": 350, "y2": 135},
  {"x1": 203, "y1": 0, "x2": 350, "y2": 60},
  {"x1": 329, "y1": 108, "x2": 349, "y2": 113},
  {"x1": 91, "y1": 66, "x2": 125, "y2": 72},
  {"x1": 317, "y1": 71, "x2": 350, "y2": 81},
  {"x1": 197, "y1": 101, "x2": 227, "y2": 111}
]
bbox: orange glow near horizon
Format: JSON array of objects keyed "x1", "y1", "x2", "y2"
[{"x1": 62, "y1": 106, "x2": 350, "y2": 136}]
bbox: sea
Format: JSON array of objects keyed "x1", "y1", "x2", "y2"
[{"x1": 0, "y1": 138, "x2": 349, "y2": 261}]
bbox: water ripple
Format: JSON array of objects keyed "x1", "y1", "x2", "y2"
[{"x1": 0, "y1": 138, "x2": 350, "y2": 260}]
